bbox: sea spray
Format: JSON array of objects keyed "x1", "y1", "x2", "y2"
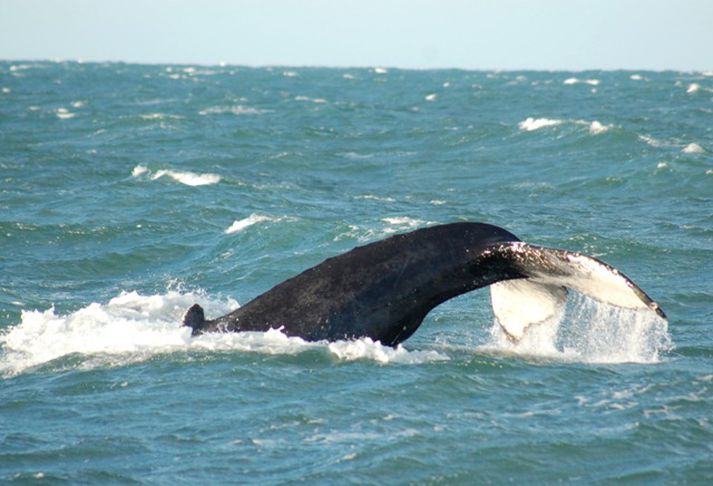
[
  {"x1": 483, "y1": 293, "x2": 671, "y2": 364},
  {"x1": 0, "y1": 291, "x2": 446, "y2": 376}
]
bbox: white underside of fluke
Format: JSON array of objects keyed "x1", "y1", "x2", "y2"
[{"x1": 489, "y1": 243, "x2": 665, "y2": 342}]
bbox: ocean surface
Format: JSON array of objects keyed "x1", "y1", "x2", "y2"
[{"x1": 1, "y1": 62, "x2": 712, "y2": 483}]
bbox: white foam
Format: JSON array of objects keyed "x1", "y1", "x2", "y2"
[
  {"x1": 343, "y1": 73, "x2": 355, "y2": 80},
  {"x1": 587, "y1": 120, "x2": 610, "y2": 135},
  {"x1": 151, "y1": 169, "x2": 221, "y2": 186},
  {"x1": 140, "y1": 113, "x2": 181, "y2": 120},
  {"x1": 55, "y1": 107, "x2": 75, "y2": 120},
  {"x1": 224, "y1": 214, "x2": 278, "y2": 234},
  {"x1": 382, "y1": 217, "x2": 427, "y2": 228},
  {"x1": 131, "y1": 165, "x2": 148, "y2": 177},
  {"x1": 682, "y1": 142, "x2": 705, "y2": 154},
  {"x1": 564, "y1": 77, "x2": 600, "y2": 86},
  {"x1": 328, "y1": 338, "x2": 447, "y2": 364},
  {"x1": 424, "y1": 93, "x2": 438, "y2": 101},
  {"x1": 1, "y1": 87, "x2": 11, "y2": 94},
  {"x1": 334, "y1": 219, "x2": 431, "y2": 243},
  {"x1": 373, "y1": 67, "x2": 388, "y2": 74},
  {"x1": 0, "y1": 290, "x2": 444, "y2": 376},
  {"x1": 199, "y1": 105, "x2": 268, "y2": 116},
  {"x1": 630, "y1": 74, "x2": 644, "y2": 81},
  {"x1": 639, "y1": 134, "x2": 664, "y2": 147},
  {"x1": 481, "y1": 293, "x2": 670, "y2": 364},
  {"x1": 283, "y1": 71, "x2": 298, "y2": 77},
  {"x1": 520, "y1": 118, "x2": 611, "y2": 135},
  {"x1": 518, "y1": 117, "x2": 563, "y2": 131},
  {"x1": 0, "y1": 290, "x2": 235, "y2": 376},
  {"x1": 687, "y1": 83, "x2": 700, "y2": 93},
  {"x1": 294, "y1": 96, "x2": 327, "y2": 104},
  {"x1": 354, "y1": 194, "x2": 395, "y2": 202},
  {"x1": 9, "y1": 64, "x2": 34, "y2": 72}
]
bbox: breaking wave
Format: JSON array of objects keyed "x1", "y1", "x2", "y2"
[{"x1": 131, "y1": 166, "x2": 221, "y2": 186}]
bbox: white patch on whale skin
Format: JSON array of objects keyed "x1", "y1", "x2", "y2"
[{"x1": 490, "y1": 280, "x2": 566, "y2": 342}]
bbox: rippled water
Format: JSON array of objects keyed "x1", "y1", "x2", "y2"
[{"x1": 1, "y1": 62, "x2": 712, "y2": 483}]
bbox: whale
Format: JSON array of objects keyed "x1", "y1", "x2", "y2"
[{"x1": 183, "y1": 222, "x2": 666, "y2": 346}]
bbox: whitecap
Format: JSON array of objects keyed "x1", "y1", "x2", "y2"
[
  {"x1": 354, "y1": 194, "x2": 395, "y2": 202},
  {"x1": 131, "y1": 165, "x2": 148, "y2": 177},
  {"x1": 683, "y1": 142, "x2": 705, "y2": 154},
  {"x1": 1, "y1": 87, "x2": 11, "y2": 94},
  {"x1": 283, "y1": 71, "x2": 298, "y2": 77},
  {"x1": 9, "y1": 64, "x2": 34, "y2": 72},
  {"x1": 518, "y1": 117, "x2": 563, "y2": 131},
  {"x1": 343, "y1": 73, "x2": 355, "y2": 80},
  {"x1": 630, "y1": 74, "x2": 644, "y2": 81},
  {"x1": 687, "y1": 83, "x2": 700, "y2": 93},
  {"x1": 55, "y1": 107, "x2": 75, "y2": 119},
  {"x1": 373, "y1": 67, "x2": 388, "y2": 74},
  {"x1": 340, "y1": 152, "x2": 375, "y2": 160},
  {"x1": 199, "y1": 105, "x2": 268, "y2": 116},
  {"x1": 151, "y1": 169, "x2": 221, "y2": 186},
  {"x1": 639, "y1": 134, "x2": 664, "y2": 147},
  {"x1": 382, "y1": 217, "x2": 428, "y2": 228},
  {"x1": 424, "y1": 93, "x2": 438, "y2": 101},
  {"x1": 563, "y1": 77, "x2": 600, "y2": 86},
  {"x1": 294, "y1": 96, "x2": 327, "y2": 104},
  {"x1": 140, "y1": 113, "x2": 181, "y2": 120},
  {"x1": 587, "y1": 120, "x2": 610, "y2": 135},
  {"x1": 224, "y1": 214, "x2": 275, "y2": 234}
]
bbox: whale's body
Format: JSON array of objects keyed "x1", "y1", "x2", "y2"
[{"x1": 184, "y1": 223, "x2": 665, "y2": 346}]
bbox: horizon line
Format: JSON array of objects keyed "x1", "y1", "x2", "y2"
[{"x1": 2, "y1": 57, "x2": 712, "y2": 74}]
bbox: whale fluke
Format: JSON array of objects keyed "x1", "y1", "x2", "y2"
[
  {"x1": 183, "y1": 223, "x2": 666, "y2": 346},
  {"x1": 488, "y1": 242, "x2": 666, "y2": 341}
]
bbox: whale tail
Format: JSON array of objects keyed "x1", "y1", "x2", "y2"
[
  {"x1": 183, "y1": 304, "x2": 206, "y2": 335},
  {"x1": 490, "y1": 243, "x2": 666, "y2": 342}
]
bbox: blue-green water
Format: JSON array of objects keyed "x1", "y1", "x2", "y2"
[{"x1": 1, "y1": 62, "x2": 712, "y2": 483}]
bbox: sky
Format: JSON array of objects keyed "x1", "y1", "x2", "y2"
[{"x1": 0, "y1": 0, "x2": 711, "y2": 71}]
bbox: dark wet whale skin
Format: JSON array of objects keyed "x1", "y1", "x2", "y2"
[{"x1": 186, "y1": 223, "x2": 525, "y2": 346}]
